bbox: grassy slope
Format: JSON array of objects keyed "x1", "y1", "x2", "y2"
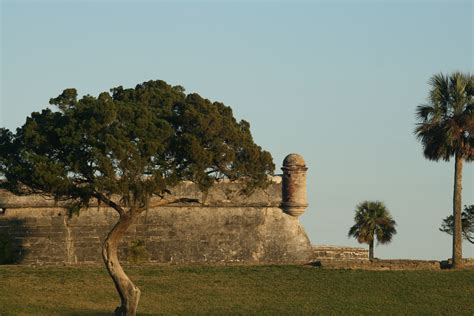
[{"x1": 0, "y1": 265, "x2": 473, "y2": 315}]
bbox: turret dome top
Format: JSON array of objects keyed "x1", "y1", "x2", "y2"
[{"x1": 283, "y1": 153, "x2": 306, "y2": 167}]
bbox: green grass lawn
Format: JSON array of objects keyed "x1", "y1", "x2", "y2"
[{"x1": 0, "y1": 265, "x2": 472, "y2": 315}]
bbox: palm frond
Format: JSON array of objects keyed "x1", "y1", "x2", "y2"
[
  {"x1": 428, "y1": 73, "x2": 450, "y2": 113},
  {"x1": 416, "y1": 72, "x2": 474, "y2": 161},
  {"x1": 415, "y1": 104, "x2": 436, "y2": 122}
]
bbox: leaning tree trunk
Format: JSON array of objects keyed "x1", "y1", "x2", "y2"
[
  {"x1": 102, "y1": 213, "x2": 141, "y2": 315},
  {"x1": 369, "y1": 239, "x2": 374, "y2": 261},
  {"x1": 452, "y1": 153, "x2": 464, "y2": 269}
]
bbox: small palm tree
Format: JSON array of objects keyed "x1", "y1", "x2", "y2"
[
  {"x1": 415, "y1": 72, "x2": 473, "y2": 268},
  {"x1": 348, "y1": 201, "x2": 397, "y2": 260}
]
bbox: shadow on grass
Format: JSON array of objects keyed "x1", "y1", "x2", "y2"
[
  {"x1": 61, "y1": 309, "x2": 155, "y2": 316},
  {"x1": 62, "y1": 312, "x2": 112, "y2": 316}
]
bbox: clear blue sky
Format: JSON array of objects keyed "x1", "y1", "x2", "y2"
[{"x1": 1, "y1": 0, "x2": 472, "y2": 260}]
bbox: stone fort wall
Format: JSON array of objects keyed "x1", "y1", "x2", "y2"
[{"x1": 0, "y1": 180, "x2": 317, "y2": 265}]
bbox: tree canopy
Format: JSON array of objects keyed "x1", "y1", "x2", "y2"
[
  {"x1": 415, "y1": 72, "x2": 473, "y2": 162},
  {"x1": 0, "y1": 80, "x2": 274, "y2": 208}
]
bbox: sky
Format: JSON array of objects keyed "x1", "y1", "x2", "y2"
[{"x1": 1, "y1": 0, "x2": 473, "y2": 260}]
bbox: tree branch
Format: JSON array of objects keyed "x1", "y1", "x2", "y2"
[
  {"x1": 462, "y1": 227, "x2": 474, "y2": 244},
  {"x1": 149, "y1": 197, "x2": 200, "y2": 208},
  {"x1": 466, "y1": 235, "x2": 474, "y2": 244},
  {"x1": 93, "y1": 192, "x2": 126, "y2": 216}
]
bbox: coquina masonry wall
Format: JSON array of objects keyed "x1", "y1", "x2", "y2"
[{"x1": 0, "y1": 179, "x2": 313, "y2": 265}]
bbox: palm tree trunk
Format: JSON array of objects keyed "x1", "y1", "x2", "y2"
[
  {"x1": 369, "y1": 239, "x2": 374, "y2": 261},
  {"x1": 452, "y1": 153, "x2": 463, "y2": 269},
  {"x1": 102, "y1": 213, "x2": 141, "y2": 315}
]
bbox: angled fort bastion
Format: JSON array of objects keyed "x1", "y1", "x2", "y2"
[{"x1": 0, "y1": 154, "x2": 313, "y2": 265}]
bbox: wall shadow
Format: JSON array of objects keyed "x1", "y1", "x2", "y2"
[
  {"x1": 439, "y1": 260, "x2": 451, "y2": 269},
  {"x1": 308, "y1": 260, "x2": 322, "y2": 268},
  {"x1": 0, "y1": 217, "x2": 27, "y2": 264}
]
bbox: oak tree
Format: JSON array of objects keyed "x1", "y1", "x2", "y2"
[{"x1": 0, "y1": 80, "x2": 274, "y2": 315}]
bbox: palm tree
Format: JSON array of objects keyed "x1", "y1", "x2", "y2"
[
  {"x1": 415, "y1": 72, "x2": 473, "y2": 269},
  {"x1": 348, "y1": 201, "x2": 397, "y2": 260}
]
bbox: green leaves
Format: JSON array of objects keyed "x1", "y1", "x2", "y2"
[
  {"x1": 49, "y1": 88, "x2": 78, "y2": 112},
  {"x1": 0, "y1": 80, "x2": 274, "y2": 214}
]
